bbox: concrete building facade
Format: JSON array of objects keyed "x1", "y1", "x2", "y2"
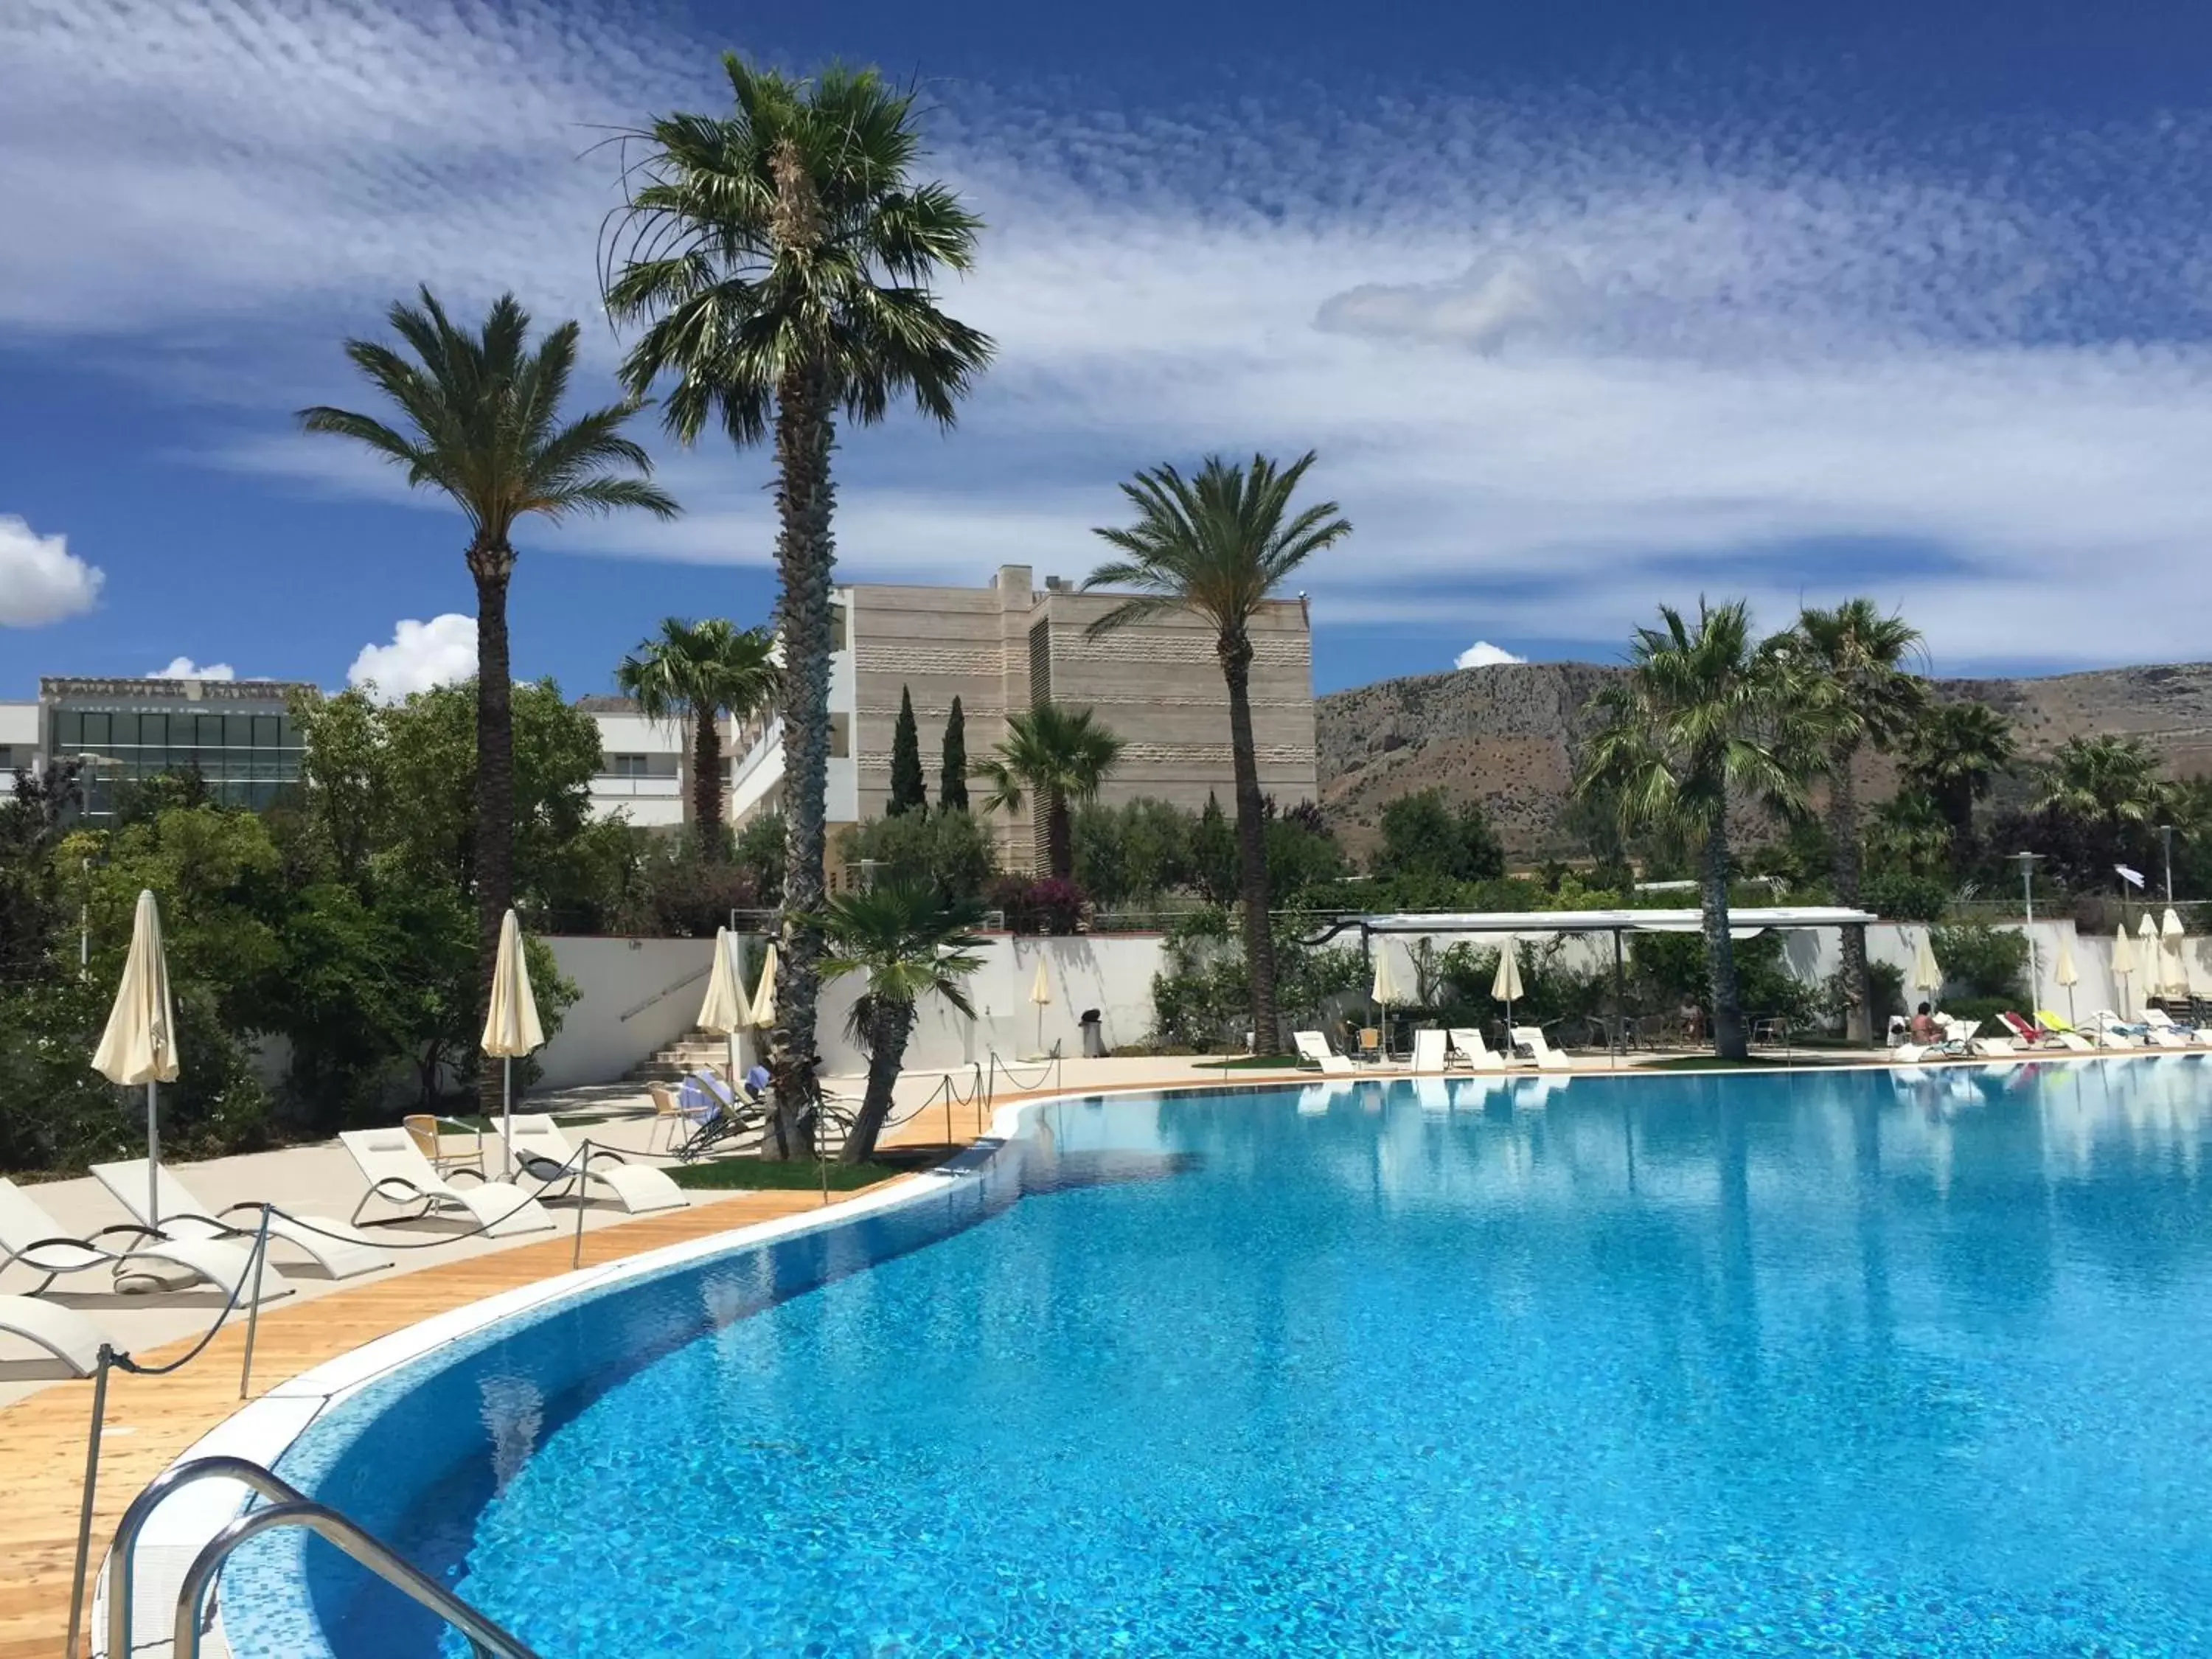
[
  {"x1": 5, "y1": 676, "x2": 314, "y2": 818},
  {"x1": 728, "y1": 565, "x2": 1317, "y2": 873}
]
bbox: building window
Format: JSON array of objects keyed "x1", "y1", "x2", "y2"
[
  {"x1": 827, "y1": 600, "x2": 848, "y2": 650},
  {"x1": 608, "y1": 753, "x2": 650, "y2": 779},
  {"x1": 829, "y1": 714, "x2": 850, "y2": 759}
]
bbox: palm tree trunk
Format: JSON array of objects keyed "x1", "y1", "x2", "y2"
[
  {"x1": 1220, "y1": 633, "x2": 1279, "y2": 1054},
  {"x1": 1046, "y1": 790, "x2": 1073, "y2": 883},
  {"x1": 768, "y1": 355, "x2": 837, "y2": 1155},
  {"x1": 1702, "y1": 812, "x2": 1748, "y2": 1061},
  {"x1": 843, "y1": 998, "x2": 914, "y2": 1164},
  {"x1": 468, "y1": 546, "x2": 515, "y2": 1116},
  {"x1": 691, "y1": 708, "x2": 724, "y2": 860},
  {"x1": 1829, "y1": 756, "x2": 1873, "y2": 1043}
]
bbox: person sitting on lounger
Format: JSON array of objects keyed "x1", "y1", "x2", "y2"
[{"x1": 1909, "y1": 1002, "x2": 1937, "y2": 1043}]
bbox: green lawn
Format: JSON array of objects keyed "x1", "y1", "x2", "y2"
[{"x1": 668, "y1": 1156, "x2": 921, "y2": 1192}]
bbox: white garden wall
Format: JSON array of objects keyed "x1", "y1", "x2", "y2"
[{"x1": 538, "y1": 935, "x2": 720, "y2": 1089}]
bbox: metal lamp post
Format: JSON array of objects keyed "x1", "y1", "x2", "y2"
[
  {"x1": 2162, "y1": 824, "x2": 2176, "y2": 904},
  {"x1": 2017, "y1": 852, "x2": 2043, "y2": 1014}
]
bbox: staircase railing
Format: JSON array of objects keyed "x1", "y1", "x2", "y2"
[{"x1": 107, "y1": 1455, "x2": 539, "y2": 1659}]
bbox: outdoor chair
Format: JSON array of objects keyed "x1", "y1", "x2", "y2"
[
  {"x1": 1749, "y1": 1015, "x2": 1791, "y2": 1048},
  {"x1": 2032, "y1": 1011, "x2": 2096, "y2": 1051},
  {"x1": 0, "y1": 1176, "x2": 291, "y2": 1303},
  {"x1": 89, "y1": 1160, "x2": 392, "y2": 1281},
  {"x1": 0, "y1": 1294, "x2": 112, "y2": 1377},
  {"x1": 503, "y1": 1116, "x2": 686, "y2": 1213},
  {"x1": 1512, "y1": 1025, "x2": 1572, "y2": 1071},
  {"x1": 1445, "y1": 1026, "x2": 1510, "y2": 1073},
  {"x1": 1293, "y1": 1032, "x2": 1357, "y2": 1077},
  {"x1": 1357, "y1": 1027, "x2": 1384, "y2": 1064},
  {"x1": 338, "y1": 1129, "x2": 555, "y2": 1237},
  {"x1": 403, "y1": 1113, "x2": 485, "y2": 1179},
  {"x1": 645, "y1": 1084, "x2": 691, "y2": 1155}
]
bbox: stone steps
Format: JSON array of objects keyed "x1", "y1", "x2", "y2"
[{"x1": 624, "y1": 1029, "x2": 734, "y2": 1083}]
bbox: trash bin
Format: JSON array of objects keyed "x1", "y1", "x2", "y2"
[{"x1": 1079, "y1": 1009, "x2": 1106, "y2": 1058}]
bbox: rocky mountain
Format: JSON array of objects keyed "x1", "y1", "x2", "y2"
[{"x1": 1316, "y1": 661, "x2": 2212, "y2": 860}]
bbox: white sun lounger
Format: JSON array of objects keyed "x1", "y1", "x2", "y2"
[
  {"x1": 2089, "y1": 1012, "x2": 2144, "y2": 1049},
  {"x1": 1447, "y1": 1027, "x2": 1511, "y2": 1073},
  {"x1": 90, "y1": 1161, "x2": 392, "y2": 1281},
  {"x1": 0, "y1": 1177, "x2": 291, "y2": 1302},
  {"x1": 1293, "y1": 1032, "x2": 1356, "y2": 1077},
  {"x1": 1409, "y1": 1029, "x2": 1448, "y2": 1075},
  {"x1": 1512, "y1": 1026, "x2": 1571, "y2": 1071},
  {"x1": 2142, "y1": 1008, "x2": 2211, "y2": 1047},
  {"x1": 504, "y1": 1116, "x2": 686, "y2": 1214},
  {"x1": 338, "y1": 1130, "x2": 554, "y2": 1237},
  {"x1": 0, "y1": 1294, "x2": 112, "y2": 1376}
]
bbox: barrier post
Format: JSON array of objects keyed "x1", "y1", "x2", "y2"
[{"x1": 64, "y1": 1346, "x2": 114, "y2": 1659}]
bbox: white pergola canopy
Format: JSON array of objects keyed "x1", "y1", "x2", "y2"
[{"x1": 1349, "y1": 905, "x2": 1879, "y2": 942}]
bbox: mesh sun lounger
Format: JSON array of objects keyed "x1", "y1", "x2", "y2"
[
  {"x1": 1512, "y1": 1026, "x2": 1571, "y2": 1071},
  {"x1": 338, "y1": 1130, "x2": 555, "y2": 1237},
  {"x1": 0, "y1": 1294, "x2": 112, "y2": 1376},
  {"x1": 1293, "y1": 1032, "x2": 1355, "y2": 1077},
  {"x1": 1447, "y1": 1027, "x2": 1510, "y2": 1073},
  {"x1": 1409, "y1": 1029, "x2": 1448, "y2": 1075},
  {"x1": 504, "y1": 1116, "x2": 686, "y2": 1214},
  {"x1": 0, "y1": 1177, "x2": 291, "y2": 1302},
  {"x1": 2142, "y1": 1008, "x2": 2212, "y2": 1047},
  {"x1": 90, "y1": 1161, "x2": 392, "y2": 1281}
]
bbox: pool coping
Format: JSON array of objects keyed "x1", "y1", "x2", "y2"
[{"x1": 114, "y1": 1048, "x2": 2200, "y2": 1655}]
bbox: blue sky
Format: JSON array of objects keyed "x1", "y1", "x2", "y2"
[{"x1": 4, "y1": 0, "x2": 2212, "y2": 703}]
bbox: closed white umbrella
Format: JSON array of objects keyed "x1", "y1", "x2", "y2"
[
  {"x1": 2160, "y1": 908, "x2": 2191, "y2": 1000},
  {"x1": 2053, "y1": 933, "x2": 2080, "y2": 1032},
  {"x1": 2112, "y1": 923, "x2": 2138, "y2": 1017},
  {"x1": 1029, "y1": 956, "x2": 1052, "y2": 1055},
  {"x1": 750, "y1": 940, "x2": 779, "y2": 1031},
  {"x1": 91, "y1": 890, "x2": 178, "y2": 1228},
  {"x1": 1910, "y1": 931, "x2": 1943, "y2": 1012},
  {"x1": 1369, "y1": 942, "x2": 1411, "y2": 1059},
  {"x1": 480, "y1": 909, "x2": 546, "y2": 1179},
  {"x1": 1490, "y1": 936, "x2": 1524, "y2": 1032},
  {"x1": 697, "y1": 928, "x2": 752, "y2": 1084}
]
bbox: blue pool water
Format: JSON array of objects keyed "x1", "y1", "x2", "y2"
[{"x1": 248, "y1": 1061, "x2": 2212, "y2": 1655}]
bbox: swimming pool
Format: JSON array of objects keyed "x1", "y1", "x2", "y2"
[{"x1": 228, "y1": 1060, "x2": 2212, "y2": 1655}]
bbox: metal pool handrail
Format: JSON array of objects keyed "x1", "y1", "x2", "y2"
[{"x1": 107, "y1": 1454, "x2": 539, "y2": 1659}]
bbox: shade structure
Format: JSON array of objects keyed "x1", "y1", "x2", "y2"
[
  {"x1": 750, "y1": 941, "x2": 779, "y2": 1029},
  {"x1": 1489, "y1": 936, "x2": 1524, "y2": 1036},
  {"x1": 1029, "y1": 957, "x2": 1052, "y2": 1054},
  {"x1": 697, "y1": 928, "x2": 752, "y2": 1082},
  {"x1": 91, "y1": 890, "x2": 178, "y2": 1228},
  {"x1": 1371, "y1": 945, "x2": 1409, "y2": 1009},
  {"x1": 2053, "y1": 933, "x2": 2081, "y2": 1029},
  {"x1": 1910, "y1": 931, "x2": 1943, "y2": 1008},
  {"x1": 480, "y1": 909, "x2": 546, "y2": 1179},
  {"x1": 2112, "y1": 923, "x2": 2137, "y2": 1015},
  {"x1": 2160, "y1": 908, "x2": 2192, "y2": 998}
]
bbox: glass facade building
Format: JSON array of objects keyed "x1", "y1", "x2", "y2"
[{"x1": 41, "y1": 676, "x2": 312, "y2": 818}]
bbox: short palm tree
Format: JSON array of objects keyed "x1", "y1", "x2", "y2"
[
  {"x1": 1783, "y1": 600, "x2": 1926, "y2": 1040},
  {"x1": 820, "y1": 884, "x2": 986, "y2": 1162},
  {"x1": 1085, "y1": 451, "x2": 1351, "y2": 1054},
  {"x1": 299, "y1": 288, "x2": 677, "y2": 1110},
  {"x1": 1901, "y1": 699, "x2": 2016, "y2": 869},
  {"x1": 602, "y1": 55, "x2": 993, "y2": 1121},
  {"x1": 614, "y1": 617, "x2": 778, "y2": 855},
  {"x1": 2039, "y1": 734, "x2": 2167, "y2": 880},
  {"x1": 1576, "y1": 600, "x2": 1815, "y2": 1060},
  {"x1": 973, "y1": 703, "x2": 1124, "y2": 883}
]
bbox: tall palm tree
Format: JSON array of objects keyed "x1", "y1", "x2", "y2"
[
  {"x1": 973, "y1": 703, "x2": 1124, "y2": 883},
  {"x1": 1085, "y1": 451, "x2": 1351, "y2": 1054},
  {"x1": 2039, "y1": 734, "x2": 2168, "y2": 881},
  {"x1": 299, "y1": 288, "x2": 677, "y2": 1110},
  {"x1": 603, "y1": 55, "x2": 993, "y2": 1119},
  {"x1": 1783, "y1": 600, "x2": 1926, "y2": 1041},
  {"x1": 1576, "y1": 600, "x2": 1815, "y2": 1060},
  {"x1": 820, "y1": 883, "x2": 987, "y2": 1162},
  {"x1": 614, "y1": 617, "x2": 778, "y2": 855},
  {"x1": 1901, "y1": 699, "x2": 2016, "y2": 869}
]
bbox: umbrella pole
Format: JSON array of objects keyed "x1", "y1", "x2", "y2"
[
  {"x1": 145, "y1": 1080, "x2": 159, "y2": 1229},
  {"x1": 502, "y1": 1057, "x2": 513, "y2": 1180}
]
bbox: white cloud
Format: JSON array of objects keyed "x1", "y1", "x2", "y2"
[
  {"x1": 1455, "y1": 641, "x2": 1528, "y2": 669},
  {"x1": 151, "y1": 655, "x2": 234, "y2": 680},
  {"x1": 348, "y1": 615, "x2": 476, "y2": 702},
  {"x1": 0, "y1": 515, "x2": 103, "y2": 627},
  {"x1": 13, "y1": 7, "x2": 2212, "y2": 670}
]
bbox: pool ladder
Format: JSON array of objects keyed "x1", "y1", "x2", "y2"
[{"x1": 104, "y1": 1455, "x2": 540, "y2": 1659}]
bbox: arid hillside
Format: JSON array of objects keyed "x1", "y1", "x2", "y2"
[{"x1": 1317, "y1": 661, "x2": 2212, "y2": 860}]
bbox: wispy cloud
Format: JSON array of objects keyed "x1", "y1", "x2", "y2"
[
  {"x1": 0, "y1": 515, "x2": 103, "y2": 627},
  {"x1": 8, "y1": 4, "x2": 2212, "y2": 672}
]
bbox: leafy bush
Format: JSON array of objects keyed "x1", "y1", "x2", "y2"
[
  {"x1": 1863, "y1": 869, "x2": 1951, "y2": 923},
  {"x1": 841, "y1": 808, "x2": 996, "y2": 903},
  {"x1": 1148, "y1": 919, "x2": 1368, "y2": 1051},
  {"x1": 1930, "y1": 921, "x2": 2028, "y2": 1002},
  {"x1": 989, "y1": 875, "x2": 1088, "y2": 935}
]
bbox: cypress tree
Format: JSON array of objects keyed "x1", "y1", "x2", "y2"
[
  {"x1": 940, "y1": 695, "x2": 970, "y2": 812},
  {"x1": 888, "y1": 684, "x2": 927, "y2": 815}
]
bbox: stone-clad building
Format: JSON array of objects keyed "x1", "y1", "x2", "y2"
[{"x1": 728, "y1": 564, "x2": 1318, "y2": 874}]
